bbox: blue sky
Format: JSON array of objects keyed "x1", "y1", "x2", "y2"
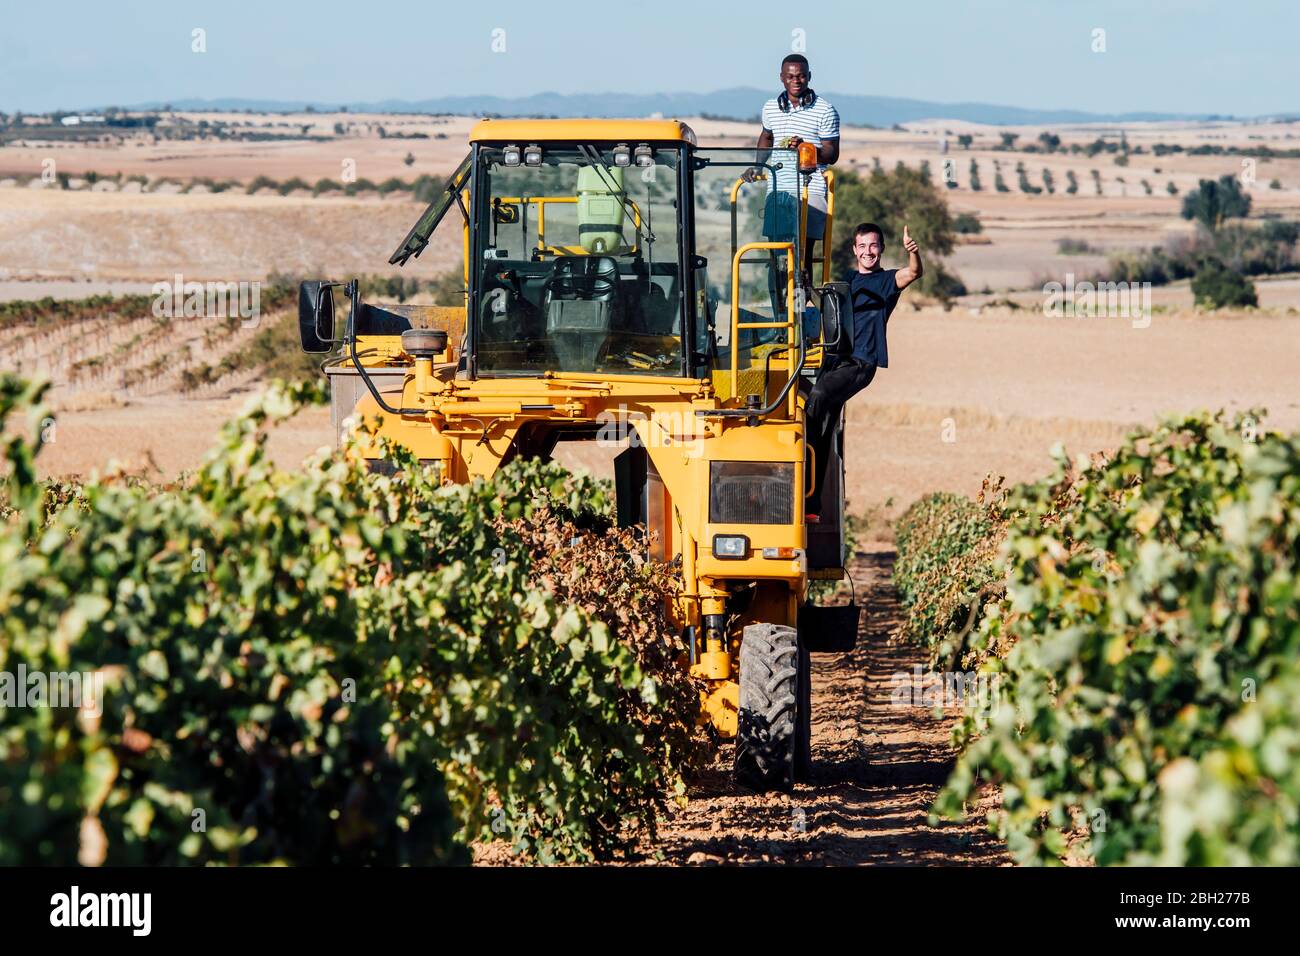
[{"x1": 2, "y1": 0, "x2": 1295, "y2": 115}]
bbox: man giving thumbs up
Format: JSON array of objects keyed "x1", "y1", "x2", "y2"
[{"x1": 804, "y1": 221, "x2": 923, "y2": 521}]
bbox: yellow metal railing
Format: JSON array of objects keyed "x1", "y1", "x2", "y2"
[
  {"x1": 730, "y1": 168, "x2": 835, "y2": 284},
  {"x1": 730, "y1": 241, "x2": 799, "y2": 418}
]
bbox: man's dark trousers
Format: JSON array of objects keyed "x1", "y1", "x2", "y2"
[{"x1": 805, "y1": 357, "x2": 876, "y2": 516}]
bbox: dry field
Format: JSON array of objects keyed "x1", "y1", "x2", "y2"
[{"x1": 3, "y1": 110, "x2": 1299, "y2": 514}]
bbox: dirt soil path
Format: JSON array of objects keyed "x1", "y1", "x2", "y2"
[{"x1": 645, "y1": 540, "x2": 1010, "y2": 866}]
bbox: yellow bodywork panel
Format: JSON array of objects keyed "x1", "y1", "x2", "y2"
[{"x1": 470, "y1": 117, "x2": 698, "y2": 144}]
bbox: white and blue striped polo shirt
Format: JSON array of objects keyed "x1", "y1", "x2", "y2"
[{"x1": 761, "y1": 92, "x2": 840, "y2": 201}]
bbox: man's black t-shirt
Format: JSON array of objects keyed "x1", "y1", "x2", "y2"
[{"x1": 846, "y1": 269, "x2": 901, "y2": 367}]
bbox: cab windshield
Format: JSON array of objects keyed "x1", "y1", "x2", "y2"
[{"x1": 472, "y1": 144, "x2": 684, "y2": 376}]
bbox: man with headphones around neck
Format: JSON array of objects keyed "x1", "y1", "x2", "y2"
[{"x1": 743, "y1": 54, "x2": 841, "y2": 286}]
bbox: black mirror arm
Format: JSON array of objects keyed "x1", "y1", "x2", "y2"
[{"x1": 344, "y1": 279, "x2": 430, "y2": 419}]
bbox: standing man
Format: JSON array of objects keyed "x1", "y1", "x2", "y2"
[
  {"x1": 745, "y1": 54, "x2": 840, "y2": 286},
  {"x1": 805, "y1": 221, "x2": 923, "y2": 521}
]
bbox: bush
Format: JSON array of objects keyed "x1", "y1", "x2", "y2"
[
  {"x1": 932, "y1": 411, "x2": 1300, "y2": 865},
  {"x1": 1191, "y1": 258, "x2": 1258, "y2": 309},
  {"x1": 894, "y1": 488, "x2": 1005, "y2": 670},
  {"x1": 245, "y1": 175, "x2": 278, "y2": 195},
  {"x1": 0, "y1": 376, "x2": 699, "y2": 864},
  {"x1": 1056, "y1": 237, "x2": 1096, "y2": 255},
  {"x1": 953, "y1": 213, "x2": 982, "y2": 234}
]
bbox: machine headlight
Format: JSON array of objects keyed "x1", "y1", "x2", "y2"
[
  {"x1": 709, "y1": 462, "x2": 795, "y2": 525},
  {"x1": 634, "y1": 144, "x2": 654, "y2": 167},
  {"x1": 502, "y1": 144, "x2": 522, "y2": 166},
  {"x1": 523, "y1": 144, "x2": 542, "y2": 166},
  {"x1": 712, "y1": 534, "x2": 749, "y2": 559},
  {"x1": 612, "y1": 143, "x2": 632, "y2": 167}
]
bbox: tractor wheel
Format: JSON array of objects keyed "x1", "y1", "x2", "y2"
[{"x1": 735, "y1": 623, "x2": 802, "y2": 792}]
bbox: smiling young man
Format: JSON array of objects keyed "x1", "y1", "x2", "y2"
[
  {"x1": 745, "y1": 54, "x2": 840, "y2": 282},
  {"x1": 804, "y1": 221, "x2": 923, "y2": 521}
]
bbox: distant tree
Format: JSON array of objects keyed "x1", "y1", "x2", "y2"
[
  {"x1": 1042, "y1": 168, "x2": 1055, "y2": 194},
  {"x1": 1091, "y1": 169, "x2": 1103, "y2": 195},
  {"x1": 953, "y1": 212, "x2": 982, "y2": 234},
  {"x1": 998, "y1": 132, "x2": 1019, "y2": 150},
  {"x1": 968, "y1": 158, "x2": 982, "y2": 191},
  {"x1": 1065, "y1": 170, "x2": 1079, "y2": 194},
  {"x1": 1141, "y1": 179, "x2": 1153, "y2": 195},
  {"x1": 1114, "y1": 154, "x2": 1129, "y2": 166},
  {"x1": 1181, "y1": 175, "x2": 1252, "y2": 230},
  {"x1": 403, "y1": 152, "x2": 416, "y2": 167},
  {"x1": 918, "y1": 159, "x2": 932, "y2": 181},
  {"x1": 333, "y1": 122, "x2": 346, "y2": 136},
  {"x1": 1269, "y1": 177, "x2": 1283, "y2": 189},
  {"x1": 994, "y1": 171, "x2": 1010, "y2": 192},
  {"x1": 1016, "y1": 161, "x2": 1041, "y2": 194},
  {"x1": 1166, "y1": 181, "x2": 1179, "y2": 196},
  {"x1": 957, "y1": 134, "x2": 973, "y2": 150},
  {"x1": 1038, "y1": 131, "x2": 1061, "y2": 152}
]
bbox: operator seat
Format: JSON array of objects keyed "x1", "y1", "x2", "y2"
[{"x1": 541, "y1": 255, "x2": 620, "y2": 370}]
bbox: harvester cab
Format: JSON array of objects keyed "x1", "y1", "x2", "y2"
[{"x1": 299, "y1": 119, "x2": 860, "y2": 791}]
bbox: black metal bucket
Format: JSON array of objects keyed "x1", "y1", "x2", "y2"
[{"x1": 798, "y1": 570, "x2": 863, "y2": 652}]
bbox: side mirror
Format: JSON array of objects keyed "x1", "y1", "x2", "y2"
[
  {"x1": 818, "y1": 281, "x2": 852, "y2": 356},
  {"x1": 298, "y1": 281, "x2": 337, "y2": 353}
]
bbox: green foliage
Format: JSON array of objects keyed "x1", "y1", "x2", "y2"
[
  {"x1": 1181, "y1": 175, "x2": 1252, "y2": 231},
  {"x1": 245, "y1": 175, "x2": 277, "y2": 195},
  {"x1": 1100, "y1": 221, "x2": 1295, "y2": 289},
  {"x1": 0, "y1": 375, "x2": 698, "y2": 865},
  {"x1": 893, "y1": 489, "x2": 1005, "y2": 671},
  {"x1": 931, "y1": 411, "x2": 1300, "y2": 865},
  {"x1": 1056, "y1": 237, "x2": 1096, "y2": 256},
  {"x1": 1191, "y1": 258, "x2": 1258, "y2": 309},
  {"x1": 1015, "y1": 162, "x2": 1041, "y2": 195},
  {"x1": 952, "y1": 213, "x2": 982, "y2": 235}
]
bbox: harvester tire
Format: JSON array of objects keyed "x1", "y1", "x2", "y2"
[{"x1": 735, "y1": 623, "x2": 802, "y2": 792}]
